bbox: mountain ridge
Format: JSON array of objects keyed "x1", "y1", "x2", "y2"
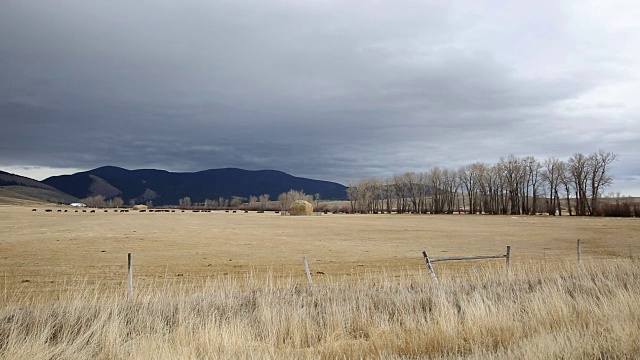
[{"x1": 42, "y1": 166, "x2": 348, "y2": 206}]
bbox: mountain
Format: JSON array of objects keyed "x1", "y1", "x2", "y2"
[
  {"x1": 42, "y1": 166, "x2": 348, "y2": 206},
  {"x1": 0, "y1": 170, "x2": 79, "y2": 205}
]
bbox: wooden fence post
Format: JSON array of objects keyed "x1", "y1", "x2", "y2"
[
  {"x1": 303, "y1": 256, "x2": 313, "y2": 286},
  {"x1": 422, "y1": 251, "x2": 438, "y2": 284},
  {"x1": 577, "y1": 239, "x2": 582, "y2": 267},
  {"x1": 506, "y1": 246, "x2": 511, "y2": 274},
  {"x1": 128, "y1": 253, "x2": 133, "y2": 298}
]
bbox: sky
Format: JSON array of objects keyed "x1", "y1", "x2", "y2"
[{"x1": 1, "y1": 0, "x2": 639, "y2": 195}]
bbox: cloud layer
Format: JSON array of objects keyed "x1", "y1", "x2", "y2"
[{"x1": 1, "y1": 0, "x2": 639, "y2": 194}]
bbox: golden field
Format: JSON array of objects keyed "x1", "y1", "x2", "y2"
[
  {"x1": 1, "y1": 205, "x2": 638, "y2": 294},
  {"x1": 0, "y1": 205, "x2": 639, "y2": 358}
]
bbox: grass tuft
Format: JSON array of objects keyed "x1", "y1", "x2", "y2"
[{"x1": 1, "y1": 260, "x2": 639, "y2": 359}]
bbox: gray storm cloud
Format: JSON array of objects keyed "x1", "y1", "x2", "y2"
[{"x1": 1, "y1": 0, "x2": 639, "y2": 194}]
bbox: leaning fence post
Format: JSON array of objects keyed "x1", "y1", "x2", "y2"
[
  {"x1": 506, "y1": 246, "x2": 511, "y2": 274},
  {"x1": 577, "y1": 239, "x2": 582, "y2": 267},
  {"x1": 422, "y1": 251, "x2": 438, "y2": 284},
  {"x1": 128, "y1": 253, "x2": 133, "y2": 298},
  {"x1": 302, "y1": 256, "x2": 313, "y2": 286}
]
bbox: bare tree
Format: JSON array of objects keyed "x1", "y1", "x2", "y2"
[
  {"x1": 82, "y1": 195, "x2": 105, "y2": 208},
  {"x1": 230, "y1": 197, "x2": 243, "y2": 208},
  {"x1": 401, "y1": 173, "x2": 417, "y2": 213},
  {"x1": 383, "y1": 178, "x2": 394, "y2": 214},
  {"x1": 428, "y1": 167, "x2": 459, "y2": 214},
  {"x1": 443, "y1": 168, "x2": 462, "y2": 214},
  {"x1": 393, "y1": 174, "x2": 409, "y2": 214},
  {"x1": 559, "y1": 161, "x2": 573, "y2": 216},
  {"x1": 471, "y1": 163, "x2": 488, "y2": 214},
  {"x1": 589, "y1": 150, "x2": 618, "y2": 214},
  {"x1": 542, "y1": 157, "x2": 563, "y2": 215},
  {"x1": 479, "y1": 164, "x2": 505, "y2": 215},
  {"x1": 179, "y1": 197, "x2": 192, "y2": 207},
  {"x1": 522, "y1": 156, "x2": 542, "y2": 215},
  {"x1": 347, "y1": 180, "x2": 358, "y2": 213},
  {"x1": 278, "y1": 190, "x2": 311, "y2": 211},
  {"x1": 459, "y1": 164, "x2": 481, "y2": 214},
  {"x1": 258, "y1": 194, "x2": 270, "y2": 211},
  {"x1": 500, "y1": 155, "x2": 525, "y2": 215},
  {"x1": 249, "y1": 196, "x2": 258, "y2": 207},
  {"x1": 568, "y1": 153, "x2": 591, "y2": 215},
  {"x1": 428, "y1": 167, "x2": 443, "y2": 214},
  {"x1": 414, "y1": 172, "x2": 429, "y2": 214},
  {"x1": 112, "y1": 196, "x2": 124, "y2": 208}
]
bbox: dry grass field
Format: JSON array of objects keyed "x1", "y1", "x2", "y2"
[
  {"x1": 1, "y1": 205, "x2": 638, "y2": 294},
  {"x1": 1, "y1": 205, "x2": 639, "y2": 358}
]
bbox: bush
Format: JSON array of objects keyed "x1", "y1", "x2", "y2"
[{"x1": 596, "y1": 202, "x2": 636, "y2": 217}]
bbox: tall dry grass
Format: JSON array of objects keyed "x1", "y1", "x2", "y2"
[{"x1": 1, "y1": 261, "x2": 639, "y2": 359}]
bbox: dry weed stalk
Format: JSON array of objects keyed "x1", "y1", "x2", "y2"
[{"x1": 1, "y1": 261, "x2": 639, "y2": 359}]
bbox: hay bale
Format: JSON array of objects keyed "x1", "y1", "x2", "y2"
[
  {"x1": 132, "y1": 205, "x2": 148, "y2": 210},
  {"x1": 289, "y1": 200, "x2": 313, "y2": 216}
]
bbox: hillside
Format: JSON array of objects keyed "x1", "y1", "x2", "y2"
[
  {"x1": 0, "y1": 187, "x2": 44, "y2": 205},
  {"x1": 0, "y1": 170, "x2": 78, "y2": 205},
  {"x1": 42, "y1": 166, "x2": 348, "y2": 206}
]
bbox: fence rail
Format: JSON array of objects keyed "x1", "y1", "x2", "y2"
[{"x1": 423, "y1": 246, "x2": 511, "y2": 283}]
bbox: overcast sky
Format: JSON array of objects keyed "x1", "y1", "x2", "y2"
[{"x1": 1, "y1": 0, "x2": 639, "y2": 194}]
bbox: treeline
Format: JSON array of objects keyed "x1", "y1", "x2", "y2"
[
  {"x1": 348, "y1": 150, "x2": 623, "y2": 216},
  {"x1": 176, "y1": 190, "x2": 319, "y2": 211},
  {"x1": 179, "y1": 196, "x2": 250, "y2": 209},
  {"x1": 80, "y1": 195, "x2": 125, "y2": 208}
]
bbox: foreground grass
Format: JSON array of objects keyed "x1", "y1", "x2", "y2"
[{"x1": 1, "y1": 261, "x2": 639, "y2": 359}]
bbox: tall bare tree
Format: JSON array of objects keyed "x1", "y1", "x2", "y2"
[
  {"x1": 347, "y1": 180, "x2": 359, "y2": 213},
  {"x1": 589, "y1": 150, "x2": 618, "y2": 214},
  {"x1": 559, "y1": 161, "x2": 573, "y2": 215},
  {"x1": 568, "y1": 153, "x2": 590, "y2": 215},
  {"x1": 393, "y1": 174, "x2": 410, "y2": 214},
  {"x1": 258, "y1": 194, "x2": 270, "y2": 211},
  {"x1": 500, "y1": 155, "x2": 525, "y2": 215},
  {"x1": 383, "y1": 178, "x2": 394, "y2": 214},
  {"x1": 522, "y1": 156, "x2": 542, "y2": 215},
  {"x1": 542, "y1": 157, "x2": 563, "y2": 215}
]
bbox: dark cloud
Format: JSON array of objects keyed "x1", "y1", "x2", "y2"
[{"x1": 1, "y1": 0, "x2": 639, "y2": 194}]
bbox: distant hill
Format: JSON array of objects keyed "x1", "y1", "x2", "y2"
[
  {"x1": 0, "y1": 170, "x2": 79, "y2": 205},
  {"x1": 42, "y1": 166, "x2": 348, "y2": 206}
]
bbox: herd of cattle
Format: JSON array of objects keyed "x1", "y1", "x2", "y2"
[{"x1": 33, "y1": 209, "x2": 276, "y2": 214}]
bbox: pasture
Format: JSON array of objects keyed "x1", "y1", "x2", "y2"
[
  {"x1": 1, "y1": 205, "x2": 639, "y2": 358},
  {"x1": 0, "y1": 205, "x2": 638, "y2": 296}
]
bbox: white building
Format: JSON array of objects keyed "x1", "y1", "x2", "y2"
[{"x1": 70, "y1": 202, "x2": 87, "y2": 207}]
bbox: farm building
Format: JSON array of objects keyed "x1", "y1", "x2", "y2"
[{"x1": 70, "y1": 203, "x2": 87, "y2": 207}]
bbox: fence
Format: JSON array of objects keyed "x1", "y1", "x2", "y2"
[
  {"x1": 422, "y1": 246, "x2": 511, "y2": 283},
  {"x1": 420, "y1": 240, "x2": 590, "y2": 284},
  {"x1": 0, "y1": 239, "x2": 621, "y2": 297}
]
